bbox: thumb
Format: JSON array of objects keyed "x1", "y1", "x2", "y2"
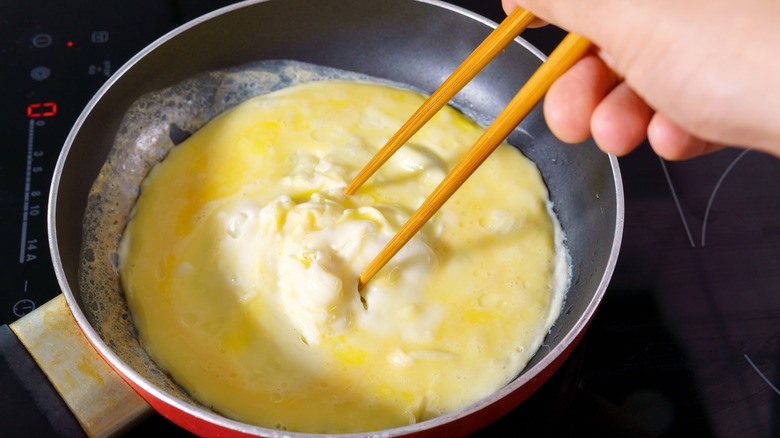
[{"x1": 506, "y1": 0, "x2": 646, "y2": 59}]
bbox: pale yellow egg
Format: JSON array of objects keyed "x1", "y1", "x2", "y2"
[{"x1": 118, "y1": 80, "x2": 568, "y2": 434}]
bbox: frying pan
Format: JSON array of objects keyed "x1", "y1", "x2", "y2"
[{"x1": 47, "y1": 0, "x2": 624, "y2": 436}]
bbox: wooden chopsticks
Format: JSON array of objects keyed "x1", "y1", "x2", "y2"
[
  {"x1": 349, "y1": 10, "x2": 592, "y2": 290},
  {"x1": 343, "y1": 7, "x2": 536, "y2": 197}
]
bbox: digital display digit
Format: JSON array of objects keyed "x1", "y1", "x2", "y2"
[{"x1": 27, "y1": 102, "x2": 57, "y2": 118}]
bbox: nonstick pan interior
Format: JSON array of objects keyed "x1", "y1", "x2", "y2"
[{"x1": 50, "y1": 0, "x2": 623, "y2": 435}]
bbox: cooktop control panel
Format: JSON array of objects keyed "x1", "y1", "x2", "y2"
[{"x1": 1, "y1": 1, "x2": 777, "y2": 437}]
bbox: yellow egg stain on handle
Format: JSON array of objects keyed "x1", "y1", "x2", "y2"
[{"x1": 118, "y1": 80, "x2": 568, "y2": 433}]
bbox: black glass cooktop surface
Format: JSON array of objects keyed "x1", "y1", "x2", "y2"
[{"x1": 1, "y1": 1, "x2": 777, "y2": 436}]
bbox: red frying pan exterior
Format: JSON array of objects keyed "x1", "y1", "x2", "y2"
[{"x1": 48, "y1": 1, "x2": 623, "y2": 436}]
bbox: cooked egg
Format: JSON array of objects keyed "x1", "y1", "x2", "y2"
[{"x1": 118, "y1": 80, "x2": 568, "y2": 433}]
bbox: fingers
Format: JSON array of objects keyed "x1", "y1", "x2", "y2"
[
  {"x1": 590, "y1": 82, "x2": 654, "y2": 156},
  {"x1": 546, "y1": 68, "x2": 721, "y2": 159},
  {"x1": 506, "y1": 0, "x2": 628, "y2": 42},
  {"x1": 502, "y1": 0, "x2": 728, "y2": 159},
  {"x1": 546, "y1": 64, "x2": 721, "y2": 159},
  {"x1": 647, "y1": 113, "x2": 725, "y2": 160},
  {"x1": 543, "y1": 53, "x2": 617, "y2": 144},
  {"x1": 501, "y1": 0, "x2": 547, "y2": 27},
  {"x1": 501, "y1": 0, "x2": 518, "y2": 14}
]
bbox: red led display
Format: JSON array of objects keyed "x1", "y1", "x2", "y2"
[{"x1": 27, "y1": 102, "x2": 57, "y2": 118}]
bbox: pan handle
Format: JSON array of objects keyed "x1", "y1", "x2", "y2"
[
  {"x1": 3, "y1": 294, "x2": 152, "y2": 437},
  {"x1": 0, "y1": 323, "x2": 85, "y2": 437}
]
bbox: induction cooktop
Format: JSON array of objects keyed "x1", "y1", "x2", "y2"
[{"x1": 1, "y1": 1, "x2": 777, "y2": 437}]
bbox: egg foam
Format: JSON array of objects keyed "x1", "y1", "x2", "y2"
[{"x1": 118, "y1": 80, "x2": 568, "y2": 433}]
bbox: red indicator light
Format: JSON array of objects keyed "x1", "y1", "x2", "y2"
[
  {"x1": 67, "y1": 41, "x2": 74, "y2": 47},
  {"x1": 27, "y1": 102, "x2": 57, "y2": 118}
]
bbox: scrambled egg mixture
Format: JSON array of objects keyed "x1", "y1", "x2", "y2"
[{"x1": 118, "y1": 80, "x2": 568, "y2": 433}]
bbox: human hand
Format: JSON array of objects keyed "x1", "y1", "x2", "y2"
[{"x1": 502, "y1": 0, "x2": 780, "y2": 159}]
